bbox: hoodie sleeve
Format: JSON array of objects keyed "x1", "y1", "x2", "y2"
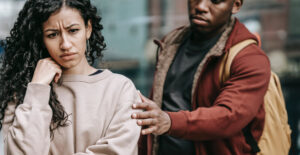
[
  {"x1": 74, "y1": 78, "x2": 141, "y2": 155},
  {"x1": 2, "y1": 83, "x2": 52, "y2": 155}
]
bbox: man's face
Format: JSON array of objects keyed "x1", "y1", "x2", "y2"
[{"x1": 188, "y1": 0, "x2": 241, "y2": 37}]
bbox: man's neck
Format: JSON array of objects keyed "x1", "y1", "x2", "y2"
[
  {"x1": 190, "y1": 20, "x2": 230, "y2": 44},
  {"x1": 190, "y1": 29, "x2": 223, "y2": 44}
]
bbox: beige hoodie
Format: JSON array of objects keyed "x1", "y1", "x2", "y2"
[{"x1": 2, "y1": 69, "x2": 141, "y2": 155}]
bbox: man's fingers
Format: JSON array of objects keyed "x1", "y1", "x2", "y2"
[
  {"x1": 131, "y1": 111, "x2": 152, "y2": 119},
  {"x1": 136, "y1": 118, "x2": 157, "y2": 126},
  {"x1": 138, "y1": 91, "x2": 147, "y2": 102},
  {"x1": 141, "y1": 126, "x2": 157, "y2": 135},
  {"x1": 132, "y1": 102, "x2": 151, "y2": 110},
  {"x1": 138, "y1": 91, "x2": 145, "y2": 102},
  {"x1": 138, "y1": 91, "x2": 152, "y2": 103}
]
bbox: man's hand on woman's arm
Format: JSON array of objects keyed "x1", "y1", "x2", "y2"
[{"x1": 131, "y1": 92, "x2": 171, "y2": 135}]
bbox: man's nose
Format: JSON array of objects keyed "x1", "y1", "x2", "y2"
[
  {"x1": 195, "y1": 0, "x2": 210, "y2": 13},
  {"x1": 60, "y1": 33, "x2": 72, "y2": 51}
]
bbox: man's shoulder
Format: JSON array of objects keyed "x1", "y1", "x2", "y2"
[{"x1": 226, "y1": 19, "x2": 258, "y2": 49}]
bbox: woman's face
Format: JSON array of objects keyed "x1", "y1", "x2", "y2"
[{"x1": 43, "y1": 6, "x2": 92, "y2": 70}]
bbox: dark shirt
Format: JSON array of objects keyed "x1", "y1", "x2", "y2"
[
  {"x1": 158, "y1": 34, "x2": 221, "y2": 155},
  {"x1": 89, "y1": 69, "x2": 103, "y2": 76}
]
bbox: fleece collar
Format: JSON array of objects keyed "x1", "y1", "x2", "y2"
[{"x1": 152, "y1": 18, "x2": 236, "y2": 108}]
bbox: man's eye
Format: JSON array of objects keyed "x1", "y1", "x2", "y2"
[
  {"x1": 211, "y1": 0, "x2": 222, "y2": 4},
  {"x1": 69, "y1": 29, "x2": 79, "y2": 33}
]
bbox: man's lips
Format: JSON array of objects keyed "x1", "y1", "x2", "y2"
[{"x1": 190, "y1": 15, "x2": 209, "y2": 26}]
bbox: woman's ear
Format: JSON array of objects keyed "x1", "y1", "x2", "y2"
[
  {"x1": 86, "y1": 20, "x2": 92, "y2": 39},
  {"x1": 232, "y1": 0, "x2": 243, "y2": 14}
]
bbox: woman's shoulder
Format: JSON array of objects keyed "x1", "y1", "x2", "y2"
[
  {"x1": 107, "y1": 71, "x2": 136, "y2": 88},
  {"x1": 108, "y1": 71, "x2": 133, "y2": 82},
  {"x1": 101, "y1": 70, "x2": 140, "y2": 103}
]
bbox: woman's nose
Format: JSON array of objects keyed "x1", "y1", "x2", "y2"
[{"x1": 60, "y1": 34, "x2": 72, "y2": 51}]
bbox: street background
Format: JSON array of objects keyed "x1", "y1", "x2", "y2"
[{"x1": 0, "y1": 0, "x2": 299, "y2": 154}]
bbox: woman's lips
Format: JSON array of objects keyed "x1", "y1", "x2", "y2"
[{"x1": 60, "y1": 53, "x2": 77, "y2": 61}]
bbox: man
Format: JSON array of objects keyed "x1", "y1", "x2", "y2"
[{"x1": 132, "y1": 0, "x2": 271, "y2": 154}]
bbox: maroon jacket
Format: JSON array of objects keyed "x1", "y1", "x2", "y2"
[{"x1": 139, "y1": 18, "x2": 271, "y2": 155}]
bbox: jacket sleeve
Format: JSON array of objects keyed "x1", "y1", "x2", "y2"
[
  {"x1": 75, "y1": 79, "x2": 141, "y2": 155},
  {"x1": 167, "y1": 46, "x2": 271, "y2": 141},
  {"x1": 2, "y1": 83, "x2": 52, "y2": 155}
]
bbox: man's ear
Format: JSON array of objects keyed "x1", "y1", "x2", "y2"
[
  {"x1": 232, "y1": 0, "x2": 243, "y2": 14},
  {"x1": 86, "y1": 20, "x2": 92, "y2": 39}
]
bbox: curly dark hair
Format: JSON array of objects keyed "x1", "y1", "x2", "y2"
[{"x1": 0, "y1": 0, "x2": 106, "y2": 134}]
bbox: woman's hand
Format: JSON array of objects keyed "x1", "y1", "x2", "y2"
[
  {"x1": 31, "y1": 58, "x2": 62, "y2": 85},
  {"x1": 131, "y1": 92, "x2": 171, "y2": 135}
]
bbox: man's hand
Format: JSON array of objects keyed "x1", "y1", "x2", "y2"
[{"x1": 131, "y1": 92, "x2": 171, "y2": 135}]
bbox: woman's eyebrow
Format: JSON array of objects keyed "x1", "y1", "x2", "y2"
[
  {"x1": 44, "y1": 24, "x2": 80, "y2": 32},
  {"x1": 65, "y1": 23, "x2": 80, "y2": 29}
]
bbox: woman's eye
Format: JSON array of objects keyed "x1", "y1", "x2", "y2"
[
  {"x1": 69, "y1": 29, "x2": 79, "y2": 33},
  {"x1": 47, "y1": 33, "x2": 58, "y2": 38}
]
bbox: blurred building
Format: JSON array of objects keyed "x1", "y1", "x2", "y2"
[{"x1": 0, "y1": 0, "x2": 25, "y2": 40}]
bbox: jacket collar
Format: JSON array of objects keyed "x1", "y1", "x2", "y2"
[
  {"x1": 152, "y1": 17, "x2": 236, "y2": 106},
  {"x1": 224, "y1": 19, "x2": 258, "y2": 53}
]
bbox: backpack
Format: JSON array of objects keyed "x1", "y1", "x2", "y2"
[{"x1": 219, "y1": 39, "x2": 292, "y2": 155}]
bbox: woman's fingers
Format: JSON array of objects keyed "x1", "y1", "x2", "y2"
[
  {"x1": 54, "y1": 69, "x2": 62, "y2": 83},
  {"x1": 31, "y1": 58, "x2": 62, "y2": 85},
  {"x1": 51, "y1": 61, "x2": 62, "y2": 83},
  {"x1": 51, "y1": 62, "x2": 62, "y2": 83}
]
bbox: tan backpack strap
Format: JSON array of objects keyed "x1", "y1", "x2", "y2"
[{"x1": 219, "y1": 39, "x2": 257, "y2": 85}]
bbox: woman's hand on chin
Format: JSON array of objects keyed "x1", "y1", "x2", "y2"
[{"x1": 31, "y1": 58, "x2": 62, "y2": 85}]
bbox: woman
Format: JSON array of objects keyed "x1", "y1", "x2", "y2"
[{"x1": 0, "y1": 0, "x2": 141, "y2": 154}]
